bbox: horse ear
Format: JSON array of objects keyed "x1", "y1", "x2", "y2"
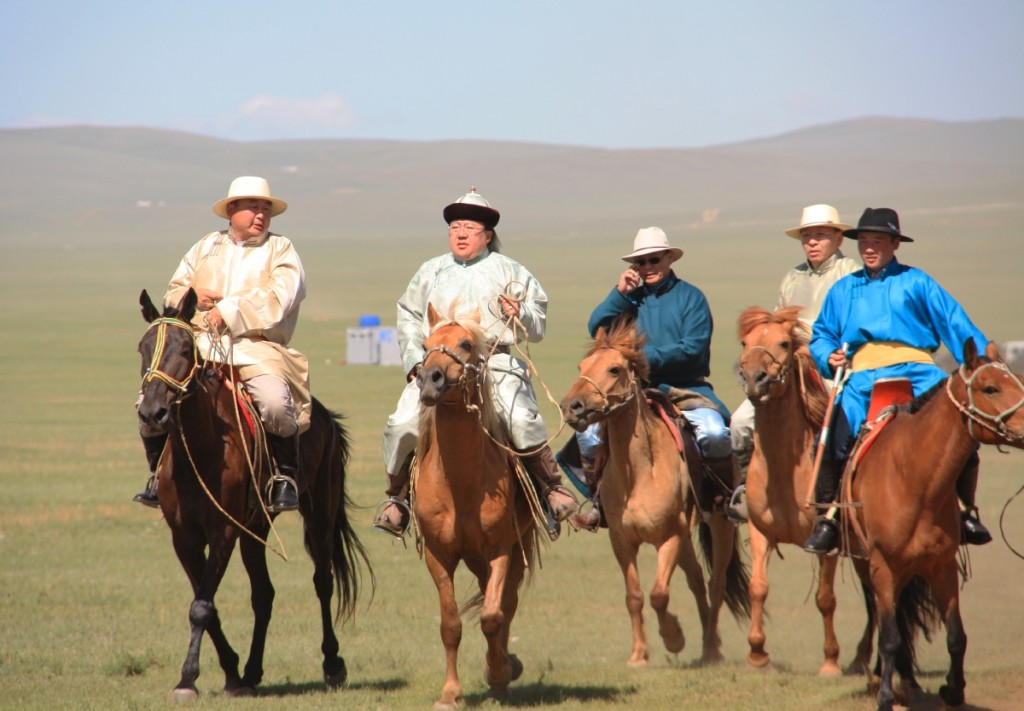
[
  {"x1": 140, "y1": 289, "x2": 160, "y2": 323},
  {"x1": 962, "y1": 338, "x2": 979, "y2": 369},
  {"x1": 176, "y1": 288, "x2": 198, "y2": 322},
  {"x1": 467, "y1": 308, "x2": 481, "y2": 324},
  {"x1": 985, "y1": 340, "x2": 1000, "y2": 362},
  {"x1": 427, "y1": 303, "x2": 441, "y2": 329}
]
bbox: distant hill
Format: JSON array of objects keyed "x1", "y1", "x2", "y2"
[{"x1": 3, "y1": 117, "x2": 1022, "y2": 247}]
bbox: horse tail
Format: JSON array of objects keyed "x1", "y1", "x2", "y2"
[
  {"x1": 321, "y1": 409, "x2": 375, "y2": 624},
  {"x1": 697, "y1": 520, "x2": 753, "y2": 620},
  {"x1": 889, "y1": 574, "x2": 940, "y2": 676}
]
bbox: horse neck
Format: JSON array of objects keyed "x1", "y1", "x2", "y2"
[
  {"x1": 904, "y1": 385, "x2": 977, "y2": 488},
  {"x1": 604, "y1": 393, "x2": 661, "y2": 480},
  {"x1": 751, "y1": 377, "x2": 816, "y2": 451},
  {"x1": 422, "y1": 389, "x2": 500, "y2": 480}
]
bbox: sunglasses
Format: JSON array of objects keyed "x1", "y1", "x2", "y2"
[{"x1": 632, "y1": 254, "x2": 665, "y2": 267}]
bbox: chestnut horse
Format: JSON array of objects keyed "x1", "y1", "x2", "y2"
[
  {"x1": 411, "y1": 304, "x2": 542, "y2": 710},
  {"x1": 848, "y1": 339, "x2": 1024, "y2": 710},
  {"x1": 560, "y1": 319, "x2": 749, "y2": 665},
  {"x1": 736, "y1": 306, "x2": 876, "y2": 675},
  {"x1": 136, "y1": 289, "x2": 372, "y2": 700}
]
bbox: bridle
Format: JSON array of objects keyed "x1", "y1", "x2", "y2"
[
  {"x1": 575, "y1": 367, "x2": 640, "y2": 418},
  {"x1": 738, "y1": 344, "x2": 791, "y2": 391},
  {"x1": 140, "y1": 317, "x2": 200, "y2": 401},
  {"x1": 419, "y1": 343, "x2": 486, "y2": 396},
  {"x1": 946, "y1": 360, "x2": 1024, "y2": 444}
]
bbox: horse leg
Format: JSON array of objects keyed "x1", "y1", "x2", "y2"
[
  {"x1": 302, "y1": 503, "x2": 347, "y2": 686},
  {"x1": 649, "y1": 536, "x2": 685, "y2": 656},
  {"x1": 871, "y1": 567, "x2": 901, "y2": 711},
  {"x1": 676, "y1": 533, "x2": 715, "y2": 661},
  {"x1": 701, "y1": 515, "x2": 736, "y2": 663},
  {"x1": 235, "y1": 536, "x2": 274, "y2": 694},
  {"x1": 479, "y1": 554, "x2": 514, "y2": 693},
  {"x1": 170, "y1": 533, "x2": 242, "y2": 701},
  {"x1": 745, "y1": 526, "x2": 772, "y2": 669},
  {"x1": 932, "y1": 565, "x2": 967, "y2": 709},
  {"x1": 609, "y1": 535, "x2": 649, "y2": 666},
  {"x1": 423, "y1": 545, "x2": 462, "y2": 710},
  {"x1": 815, "y1": 554, "x2": 841, "y2": 677},
  {"x1": 848, "y1": 558, "x2": 876, "y2": 675}
]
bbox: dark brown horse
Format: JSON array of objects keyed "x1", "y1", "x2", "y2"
[
  {"x1": 736, "y1": 306, "x2": 876, "y2": 674},
  {"x1": 136, "y1": 288, "x2": 372, "y2": 701},
  {"x1": 560, "y1": 319, "x2": 749, "y2": 666},
  {"x1": 412, "y1": 304, "x2": 542, "y2": 710},
  {"x1": 848, "y1": 339, "x2": 1024, "y2": 710}
]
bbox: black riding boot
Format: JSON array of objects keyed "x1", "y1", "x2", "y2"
[
  {"x1": 956, "y1": 449, "x2": 991, "y2": 545},
  {"x1": 803, "y1": 459, "x2": 842, "y2": 554},
  {"x1": 266, "y1": 433, "x2": 300, "y2": 513},
  {"x1": 133, "y1": 433, "x2": 167, "y2": 508}
]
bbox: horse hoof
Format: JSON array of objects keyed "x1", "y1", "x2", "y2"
[
  {"x1": 172, "y1": 687, "x2": 199, "y2": 704},
  {"x1": 817, "y1": 661, "x2": 842, "y2": 677},
  {"x1": 224, "y1": 685, "x2": 257, "y2": 697},
  {"x1": 324, "y1": 657, "x2": 348, "y2": 687},
  {"x1": 939, "y1": 684, "x2": 965, "y2": 708},
  {"x1": 434, "y1": 700, "x2": 458, "y2": 711},
  {"x1": 626, "y1": 658, "x2": 650, "y2": 668},
  {"x1": 746, "y1": 653, "x2": 772, "y2": 670},
  {"x1": 508, "y1": 653, "x2": 524, "y2": 682}
]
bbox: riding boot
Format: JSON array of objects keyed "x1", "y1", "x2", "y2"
[
  {"x1": 521, "y1": 446, "x2": 579, "y2": 522},
  {"x1": 132, "y1": 433, "x2": 167, "y2": 508},
  {"x1": 727, "y1": 445, "x2": 753, "y2": 524},
  {"x1": 803, "y1": 459, "x2": 843, "y2": 554},
  {"x1": 569, "y1": 464, "x2": 604, "y2": 532},
  {"x1": 955, "y1": 449, "x2": 991, "y2": 545},
  {"x1": 373, "y1": 453, "x2": 414, "y2": 538},
  {"x1": 266, "y1": 433, "x2": 300, "y2": 513}
]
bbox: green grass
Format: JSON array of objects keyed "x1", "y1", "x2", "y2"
[{"x1": 2, "y1": 234, "x2": 1024, "y2": 711}]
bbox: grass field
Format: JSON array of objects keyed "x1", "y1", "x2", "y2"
[{"x1": 2, "y1": 224, "x2": 1024, "y2": 710}]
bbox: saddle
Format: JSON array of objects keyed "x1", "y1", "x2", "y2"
[{"x1": 644, "y1": 388, "x2": 730, "y2": 516}]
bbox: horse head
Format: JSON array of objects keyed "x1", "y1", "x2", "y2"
[
  {"x1": 137, "y1": 288, "x2": 200, "y2": 430},
  {"x1": 736, "y1": 306, "x2": 809, "y2": 403},
  {"x1": 560, "y1": 317, "x2": 648, "y2": 431},
  {"x1": 949, "y1": 338, "x2": 1024, "y2": 447},
  {"x1": 417, "y1": 303, "x2": 486, "y2": 407}
]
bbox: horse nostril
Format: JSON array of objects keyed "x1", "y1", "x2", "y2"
[
  {"x1": 755, "y1": 371, "x2": 768, "y2": 384},
  {"x1": 429, "y1": 368, "x2": 444, "y2": 386},
  {"x1": 569, "y1": 399, "x2": 584, "y2": 415}
]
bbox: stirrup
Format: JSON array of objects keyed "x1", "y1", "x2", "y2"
[
  {"x1": 373, "y1": 496, "x2": 411, "y2": 539},
  {"x1": 132, "y1": 475, "x2": 160, "y2": 509},
  {"x1": 266, "y1": 474, "x2": 299, "y2": 513},
  {"x1": 568, "y1": 500, "x2": 601, "y2": 533},
  {"x1": 726, "y1": 484, "x2": 748, "y2": 525}
]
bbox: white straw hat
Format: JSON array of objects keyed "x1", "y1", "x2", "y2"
[
  {"x1": 211, "y1": 176, "x2": 288, "y2": 219},
  {"x1": 620, "y1": 227, "x2": 683, "y2": 263},
  {"x1": 784, "y1": 204, "x2": 851, "y2": 239}
]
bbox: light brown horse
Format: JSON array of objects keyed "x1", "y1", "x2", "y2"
[
  {"x1": 412, "y1": 304, "x2": 542, "y2": 710},
  {"x1": 848, "y1": 339, "x2": 1024, "y2": 710},
  {"x1": 736, "y1": 306, "x2": 876, "y2": 675},
  {"x1": 560, "y1": 319, "x2": 750, "y2": 666},
  {"x1": 136, "y1": 289, "x2": 372, "y2": 700}
]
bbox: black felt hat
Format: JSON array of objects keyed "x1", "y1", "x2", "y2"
[{"x1": 842, "y1": 207, "x2": 913, "y2": 242}]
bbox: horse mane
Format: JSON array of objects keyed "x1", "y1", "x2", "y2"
[
  {"x1": 587, "y1": 316, "x2": 651, "y2": 384},
  {"x1": 739, "y1": 305, "x2": 827, "y2": 425}
]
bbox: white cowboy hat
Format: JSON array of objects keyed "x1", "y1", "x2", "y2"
[
  {"x1": 784, "y1": 204, "x2": 851, "y2": 239},
  {"x1": 212, "y1": 176, "x2": 288, "y2": 219},
  {"x1": 620, "y1": 227, "x2": 683, "y2": 263}
]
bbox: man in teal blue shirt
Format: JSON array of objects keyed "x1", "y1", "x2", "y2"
[
  {"x1": 567, "y1": 227, "x2": 732, "y2": 531},
  {"x1": 804, "y1": 207, "x2": 992, "y2": 553}
]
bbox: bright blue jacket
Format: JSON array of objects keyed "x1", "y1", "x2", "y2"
[
  {"x1": 810, "y1": 258, "x2": 987, "y2": 442},
  {"x1": 588, "y1": 271, "x2": 729, "y2": 419}
]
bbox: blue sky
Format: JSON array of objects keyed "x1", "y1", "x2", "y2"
[{"x1": 3, "y1": 1, "x2": 1022, "y2": 149}]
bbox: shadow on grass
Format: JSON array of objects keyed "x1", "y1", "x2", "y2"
[
  {"x1": 462, "y1": 679, "x2": 638, "y2": 707},
  {"x1": 254, "y1": 676, "x2": 409, "y2": 697}
]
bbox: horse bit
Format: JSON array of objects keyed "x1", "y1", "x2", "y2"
[
  {"x1": 947, "y1": 361, "x2": 1024, "y2": 444},
  {"x1": 737, "y1": 345, "x2": 791, "y2": 389}
]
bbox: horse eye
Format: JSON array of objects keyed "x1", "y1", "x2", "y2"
[
  {"x1": 609, "y1": 366, "x2": 621, "y2": 376},
  {"x1": 983, "y1": 385, "x2": 999, "y2": 395},
  {"x1": 459, "y1": 339, "x2": 472, "y2": 352},
  {"x1": 740, "y1": 340, "x2": 746, "y2": 348},
  {"x1": 780, "y1": 340, "x2": 791, "y2": 351}
]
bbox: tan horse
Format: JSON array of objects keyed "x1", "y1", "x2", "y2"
[
  {"x1": 848, "y1": 339, "x2": 1024, "y2": 710},
  {"x1": 412, "y1": 304, "x2": 541, "y2": 710},
  {"x1": 560, "y1": 319, "x2": 749, "y2": 665},
  {"x1": 736, "y1": 306, "x2": 875, "y2": 675}
]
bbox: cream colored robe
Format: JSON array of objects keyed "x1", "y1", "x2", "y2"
[{"x1": 164, "y1": 230, "x2": 311, "y2": 432}]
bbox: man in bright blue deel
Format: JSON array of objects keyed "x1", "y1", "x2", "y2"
[
  {"x1": 803, "y1": 207, "x2": 993, "y2": 554},
  {"x1": 564, "y1": 227, "x2": 732, "y2": 531}
]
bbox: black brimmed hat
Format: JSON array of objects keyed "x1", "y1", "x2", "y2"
[{"x1": 842, "y1": 207, "x2": 913, "y2": 242}]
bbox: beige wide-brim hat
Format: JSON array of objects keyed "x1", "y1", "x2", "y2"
[
  {"x1": 784, "y1": 204, "x2": 852, "y2": 239},
  {"x1": 211, "y1": 176, "x2": 288, "y2": 219},
  {"x1": 621, "y1": 227, "x2": 683, "y2": 263}
]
